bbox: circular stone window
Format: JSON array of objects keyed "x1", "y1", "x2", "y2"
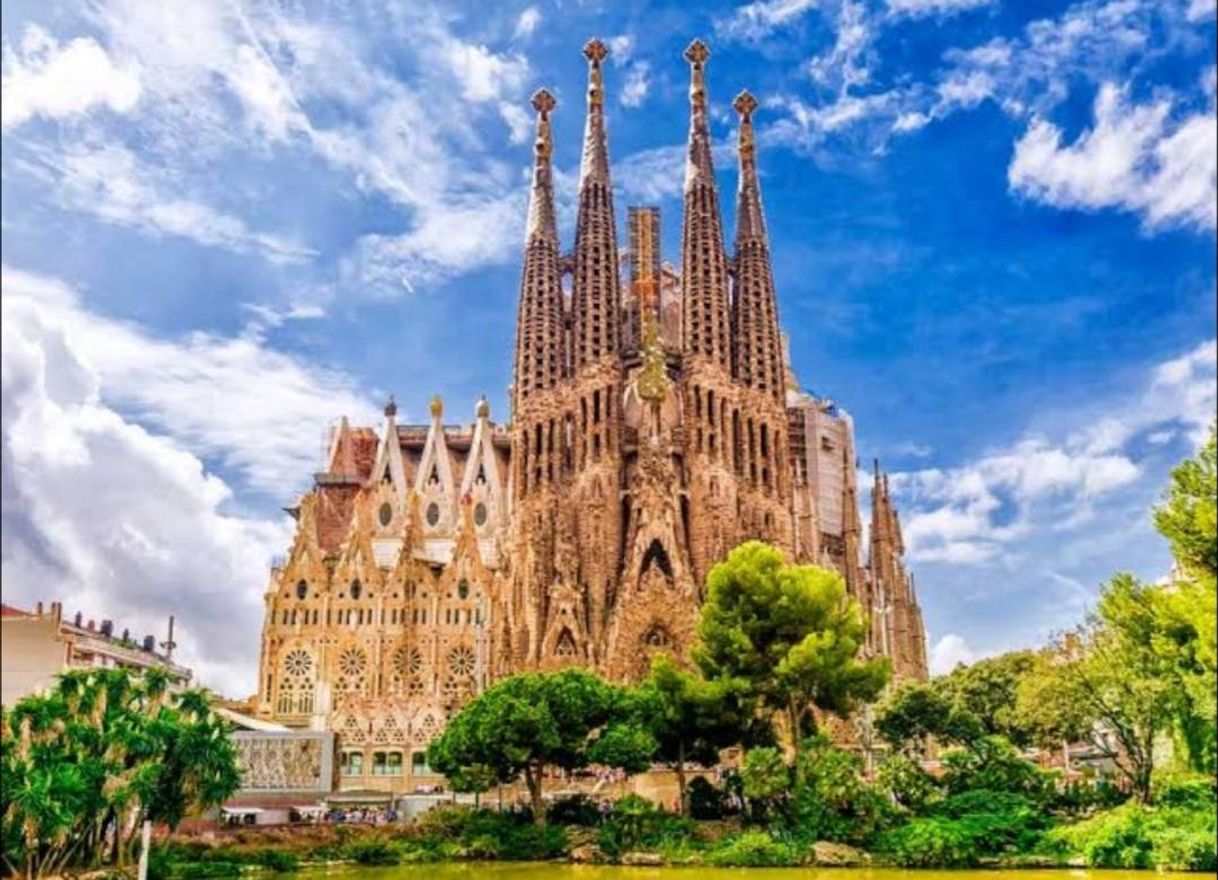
[
  {"x1": 426, "y1": 502, "x2": 441, "y2": 527},
  {"x1": 378, "y1": 502, "x2": 393, "y2": 527},
  {"x1": 473, "y1": 502, "x2": 488, "y2": 527}
]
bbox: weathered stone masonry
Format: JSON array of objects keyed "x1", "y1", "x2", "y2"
[{"x1": 254, "y1": 39, "x2": 929, "y2": 794}]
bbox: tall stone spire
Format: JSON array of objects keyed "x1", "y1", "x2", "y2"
[
  {"x1": 571, "y1": 38, "x2": 621, "y2": 370},
  {"x1": 513, "y1": 89, "x2": 566, "y2": 403},
  {"x1": 680, "y1": 39, "x2": 731, "y2": 369},
  {"x1": 731, "y1": 90, "x2": 784, "y2": 401}
]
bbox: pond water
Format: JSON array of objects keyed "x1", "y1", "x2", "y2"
[{"x1": 294, "y1": 864, "x2": 1193, "y2": 880}]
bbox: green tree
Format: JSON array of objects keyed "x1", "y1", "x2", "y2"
[
  {"x1": 1153, "y1": 426, "x2": 1217, "y2": 772},
  {"x1": 1154, "y1": 425, "x2": 1217, "y2": 580},
  {"x1": 936, "y1": 651, "x2": 1037, "y2": 746},
  {"x1": 695, "y1": 542, "x2": 890, "y2": 762},
  {"x1": 739, "y1": 746, "x2": 789, "y2": 821},
  {"x1": 426, "y1": 668, "x2": 650, "y2": 824},
  {"x1": 631, "y1": 656, "x2": 745, "y2": 815},
  {"x1": 874, "y1": 681, "x2": 983, "y2": 755},
  {"x1": 0, "y1": 668, "x2": 239, "y2": 879},
  {"x1": 1018, "y1": 575, "x2": 1189, "y2": 802}
]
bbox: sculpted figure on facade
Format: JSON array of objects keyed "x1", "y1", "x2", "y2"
[{"x1": 253, "y1": 39, "x2": 929, "y2": 793}]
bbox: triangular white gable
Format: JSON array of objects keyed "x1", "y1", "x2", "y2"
[
  {"x1": 370, "y1": 410, "x2": 408, "y2": 506},
  {"x1": 413, "y1": 412, "x2": 456, "y2": 500},
  {"x1": 459, "y1": 412, "x2": 502, "y2": 505}
]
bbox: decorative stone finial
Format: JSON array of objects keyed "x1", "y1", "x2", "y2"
[
  {"x1": 733, "y1": 90, "x2": 758, "y2": 118},
  {"x1": 384, "y1": 395, "x2": 397, "y2": 418},
  {"x1": 429, "y1": 395, "x2": 443, "y2": 419},
  {"x1": 531, "y1": 88, "x2": 556, "y2": 116},
  {"x1": 684, "y1": 39, "x2": 710, "y2": 66},
  {"x1": 583, "y1": 38, "x2": 609, "y2": 65},
  {"x1": 475, "y1": 396, "x2": 490, "y2": 419}
]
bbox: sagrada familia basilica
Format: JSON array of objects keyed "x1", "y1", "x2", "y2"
[{"x1": 254, "y1": 39, "x2": 928, "y2": 789}]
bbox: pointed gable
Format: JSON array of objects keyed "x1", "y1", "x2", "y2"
[{"x1": 370, "y1": 397, "x2": 408, "y2": 506}]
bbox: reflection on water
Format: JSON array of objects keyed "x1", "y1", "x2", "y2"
[{"x1": 291, "y1": 864, "x2": 1193, "y2": 880}]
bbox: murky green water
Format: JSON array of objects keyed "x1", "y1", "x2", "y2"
[{"x1": 294, "y1": 864, "x2": 1197, "y2": 879}]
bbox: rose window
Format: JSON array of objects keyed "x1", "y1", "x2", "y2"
[
  {"x1": 337, "y1": 648, "x2": 368, "y2": 692},
  {"x1": 447, "y1": 645, "x2": 476, "y2": 677},
  {"x1": 283, "y1": 650, "x2": 313, "y2": 677},
  {"x1": 393, "y1": 646, "x2": 423, "y2": 676}
]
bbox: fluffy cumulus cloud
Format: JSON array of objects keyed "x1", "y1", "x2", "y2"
[
  {"x1": 895, "y1": 338, "x2": 1217, "y2": 566},
  {"x1": 1, "y1": 25, "x2": 141, "y2": 130},
  {"x1": 2, "y1": 271, "x2": 293, "y2": 695},
  {"x1": 929, "y1": 633, "x2": 976, "y2": 675},
  {"x1": 2, "y1": 267, "x2": 378, "y2": 497},
  {"x1": 1009, "y1": 82, "x2": 1217, "y2": 231}
]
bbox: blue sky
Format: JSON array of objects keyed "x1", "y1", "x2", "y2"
[{"x1": 1, "y1": 0, "x2": 1214, "y2": 692}]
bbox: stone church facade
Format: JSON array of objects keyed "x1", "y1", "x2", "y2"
[{"x1": 254, "y1": 39, "x2": 928, "y2": 793}]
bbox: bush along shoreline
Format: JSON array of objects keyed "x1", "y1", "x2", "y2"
[{"x1": 152, "y1": 768, "x2": 1216, "y2": 876}]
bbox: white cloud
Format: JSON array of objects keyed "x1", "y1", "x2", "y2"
[
  {"x1": 892, "y1": 111, "x2": 930, "y2": 132},
  {"x1": 2, "y1": 266, "x2": 378, "y2": 496},
  {"x1": 887, "y1": 0, "x2": 993, "y2": 17},
  {"x1": 621, "y1": 62, "x2": 651, "y2": 108},
  {"x1": 2, "y1": 271, "x2": 292, "y2": 696},
  {"x1": 615, "y1": 144, "x2": 688, "y2": 202},
  {"x1": 4, "y1": 2, "x2": 538, "y2": 291},
  {"x1": 895, "y1": 338, "x2": 1216, "y2": 566},
  {"x1": 514, "y1": 6, "x2": 542, "y2": 40},
  {"x1": 930, "y1": 633, "x2": 976, "y2": 675},
  {"x1": 18, "y1": 143, "x2": 314, "y2": 264},
  {"x1": 1009, "y1": 82, "x2": 1217, "y2": 231},
  {"x1": 807, "y1": 0, "x2": 873, "y2": 95},
  {"x1": 606, "y1": 35, "x2": 634, "y2": 62},
  {"x1": 1, "y1": 25, "x2": 141, "y2": 130},
  {"x1": 716, "y1": 0, "x2": 821, "y2": 42},
  {"x1": 443, "y1": 40, "x2": 529, "y2": 103},
  {"x1": 499, "y1": 101, "x2": 532, "y2": 144}
]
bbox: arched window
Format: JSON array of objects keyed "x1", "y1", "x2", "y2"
[
  {"x1": 295, "y1": 580, "x2": 308, "y2": 600},
  {"x1": 641, "y1": 539, "x2": 674, "y2": 579},
  {"x1": 643, "y1": 624, "x2": 673, "y2": 649},
  {"x1": 458, "y1": 578, "x2": 470, "y2": 600},
  {"x1": 555, "y1": 628, "x2": 578, "y2": 658},
  {"x1": 350, "y1": 579, "x2": 363, "y2": 600}
]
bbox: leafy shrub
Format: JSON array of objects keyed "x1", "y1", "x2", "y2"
[
  {"x1": 876, "y1": 754, "x2": 939, "y2": 813},
  {"x1": 687, "y1": 776, "x2": 727, "y2": 820},
  {"x1": 941, "y1": 736, "x2": 1053, "y2": 802},
  {"x1": 1153, "y1": 772, "x2": 1216, "y2": 810},
  {"x1": 547, "y1": 793, "x2": 601, "y2": 826},
  {"x1": 1044, "y1": 801, "x2": 1217, "y2": 870},
  {"x1": 597, "y1": 795, "x2": 694, "y2": 858},
  {"x1": 343, "y1": 839, "x2": 399, "y2": 865},
  {"x1": 877, "y1": 817, "x2": 979, "y2": 868},
  {"x1": 1048, "y1": 778, "x2": 1129, "y2": 813},
  {"x1": 705, "y1": 830, "x2": 801, "y2": 867},
  {"x1": 789, "y1": 736, "x2": 897, "y2": 844}
]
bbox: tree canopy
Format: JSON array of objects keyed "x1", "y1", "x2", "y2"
[
  {"x1": 0, "y1": 667, "x2": 239, "y2": 879},
  {"x1": 426, "y1": 667, "x2": 653, "y2": 824},
  {"x1": 694, "y1": 542, "x2": 890, "y2": 758}
]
